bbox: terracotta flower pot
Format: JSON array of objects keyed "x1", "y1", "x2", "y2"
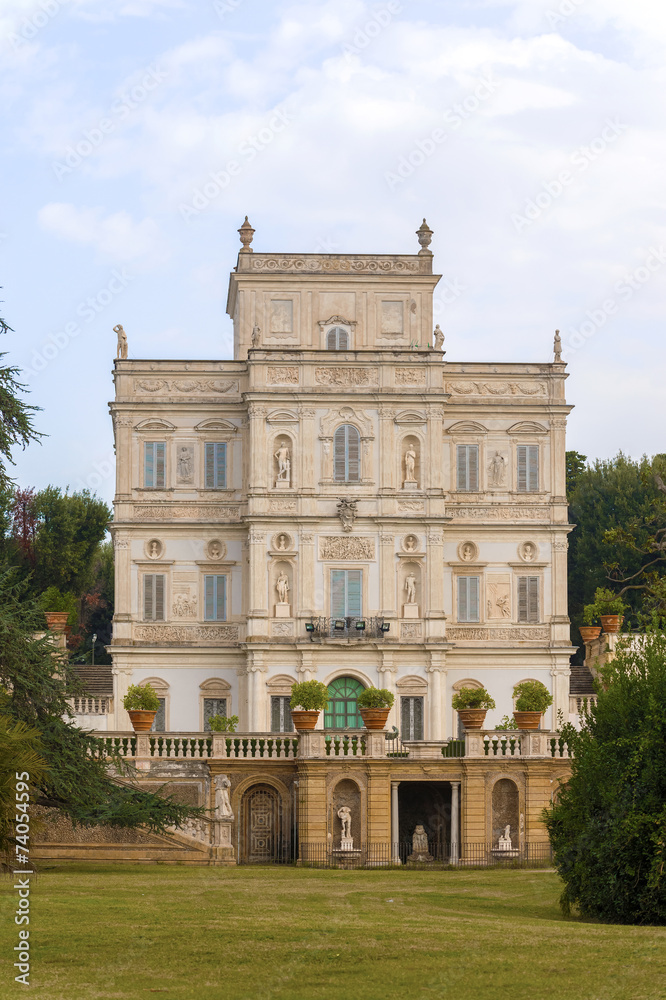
[
  {"x1": 600, "y1": 615, "x2": 623, "y2": 634},
  {"x1": 44, "y1": 611, "x2": 70, "y2": 632},
  {"x1": 457, "y1": 709, "x2": 487, "y2": 730},
  {"x1": 290, "y1": 710, "x2": 320, "y2": 731},
  {"x1": 127, "y1": 710, "x2": 157, "y2": 732},
  {"x1": 512, "y1": 711, "x2": 542, "y2": 730},
  {"x1": 579, "y1": 626, "x2": 602, "y2": 642},
  {"x1": 359, "y1": 707, "x2": 391, "y2": 730}
]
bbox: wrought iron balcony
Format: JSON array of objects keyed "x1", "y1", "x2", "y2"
[{"x1": 305, "y1": 616, "x2": 390, "y2": 641}]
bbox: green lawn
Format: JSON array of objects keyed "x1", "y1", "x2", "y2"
[{"x1": 2, "y1": 866, "x2": 665, "y2": 1000}]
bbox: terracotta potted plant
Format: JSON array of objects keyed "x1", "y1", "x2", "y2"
[
  {"x1": 512, "y1": 680, "x2": 553, "y2": 730},
  {"x1": 583, "y1": 588, "x2": 626, "y2": 635},
  {"x1": 452, "y1": 687, "x2": 496, "y2": 730},
  {"x1": 123, "y1": 683, "x2": 160, "y2": 732},
  {"x1": 289, "y1": 680, "x2": 329, "y2": 731},
  {"x1": 357, "y1": 687, "x2": 395, "y2": 730}
]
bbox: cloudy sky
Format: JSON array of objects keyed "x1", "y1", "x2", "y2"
[{"x1": 1, "y1": 0, "x2": 664, "y2": 503}]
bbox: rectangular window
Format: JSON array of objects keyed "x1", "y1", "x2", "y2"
[
  {"x1": 143, "y1": 574, "x2": 165, "y2": 621},
  {"x1": 150, "y1": 698, "x2": 166, "y2": 732},
  {"x1": 330, "y1": 569, "x2": 362, "y2": 618},
  {"x1": 457, "y1": 576, "x2": 480, "y2": 622},
  {"x1": 204, "y1": 575, "x2": 227, "y2": 621},
  {"x1": 271, "y1": 696, "x2": 294, "y2": 733},
  {"x1": 401, "y1": 696, "x2": 424, "y2": 740},
  {"x1": 456, "y1": 444, "x2": 479, "y2": 491},
  {"x1": 203, "y1": 697, "x2": 227, "y2": 731},
  {"x1": 144, "y1": 441, "x2": 166, "y2": 488},
  {"x1": 205, "y1": 442, "x2": 227, "y2": 489},
  {"x1": 517, "y1": 576, "x2": 540, "y2": 623},
  {"x1": 517, "y1": 445, "x2": 539, "y2": 492}
]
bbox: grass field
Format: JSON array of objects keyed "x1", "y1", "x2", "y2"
[{"x1": 2, "y1": 865, "x2": 665, "y2": 1000}]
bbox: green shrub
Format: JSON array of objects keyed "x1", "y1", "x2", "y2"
[
  {"x1": 208, "y1": 714, "x2": 239, "y2": 733},
  {"x1": 513, "y1": 680, "x2": 553, "y2": 713},
  {"x1": 289, "y1": 680, "x2": 329, "y2": 712},
  {"x1": 357, "y1": 687, "x2": 395, "y2": 710},
  {"x1": 122, "y1": 683, "x2": 160, "y2": 712},
  {"x1": 451, "y1": 687, "x2": 496, "y2": 711},
  {"x1": 38, "y1": 587, "x2": 78, "y2": 628},
  {"x1": 583, "y1": 587, "x2": 626, "y2": 624},
  {"x1": 494, "y1": 714, "x2": 519, "y2": 731}
]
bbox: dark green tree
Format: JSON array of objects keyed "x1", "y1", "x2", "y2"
[
  {"x1": 565, "y1": 449, "x2": 587, "y2": 497},
  {"x1": 0, "y1": 569, "x2": 201, "y2": 834},
  {"x1": 0, "y1": 306, "x2": 42, "y2": 487},
  {"x1": 544, "y1": 628, "x2": 666, "y2": 924},
  {"x1": 31, "y1": 486, "x2": 111, "y2": 595}
]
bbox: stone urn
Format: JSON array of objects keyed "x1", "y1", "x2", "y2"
[
  {"x1": 600, "y1": 615, "x2": 623, "y2": 634},
  {"x1": 44, "y1": 612, "x2": 70, "y2": 632},
  {"x1": 512, "y1": 711, "x2": 542, "y2": 730},
  {"x1": 290, "y1": 710, "x2": 320, "y2": 731},
  {"x1": 457, "y1": 709, "x2": 487, "y2": 730},
  {"x1": 359, "y1": 707, "x2": 391, "y2": 731},
  {"x1": 579, "y1": 626, "x2": 601, "y2": 642},
  {"x1": 127, "y1": 710, "x2": 157, "y2": 733}
]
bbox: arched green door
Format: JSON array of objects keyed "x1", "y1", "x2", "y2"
[{"x1": 325, "y1": 677, "x2": 365, "y2": 729}]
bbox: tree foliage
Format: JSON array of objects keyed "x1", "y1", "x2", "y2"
[
  {"x1": 544, "y1": 629, "x2": 666, "y2": 924},
  {"x1": 0, "y1": 716, "x2": 49, "y2": 862},
  {"x1": 0, "y1": 319, "x2": 42, "y2": 487}
]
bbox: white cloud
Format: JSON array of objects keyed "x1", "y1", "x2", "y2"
[{"x1": 37, "y1": 203, "x2": 167, "y2": 263}]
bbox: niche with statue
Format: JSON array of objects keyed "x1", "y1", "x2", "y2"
[
  {"x1": 401, "y1": 562, "x2": 421, "y2": 618},
  {"x1": 401, "y1": 435, "x2": 421, "y2": 490},
  {"x1": 273, "y1": 435, "x2": 293, "y2": 489},
  {"x1": 273, "y1": 561, "x2": 293, "y2": 617},
  {"x1": 491, "y1": 778, "x2": 520, "y2": 858}
]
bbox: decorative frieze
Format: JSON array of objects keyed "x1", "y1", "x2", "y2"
[
  {"x1": 133, "y1": 505, "x2": 241, "y2": 521},
  {"x1": 446, "y1": 380, "x2": 547, "y2": 396},
  {"x1": 268, "y1": 499, "x2": 297, "y2": 513},
  {"x1": 447, "y1": 626, "x2": 550, "y2": 640},
  {"x1": 266, "y1": 367, "x2": 299, "y2": 385},
  {"x1": 395, "y1": 368, "x2": 426, "y2": 385},
  {"x1": 449, "y1": 505, "x2": 550, "y2": 521},
  {"x1": 249, "y1": 255, "x2": 427, "y2": 274},
  {"x1": 398, "y1": 501, "x2": 424, "y2": 513},
  {"x1": 271, "y1": 622, "x2": 294, "y2": 637},
  {"x1": 134, "y1": 625, "x2": 239, "y2": 642},
  {"x1": 318, "y1": 536, "x2": 375, "y2": 560},
  {"x1": 314, "y1": 367, "x2": 377, "y2": 387},
  {"x1": 401, "y1": 623, "x2": 423, "y2": 639},
  {"x1": 134, "y1": 379, "x2": 238, "y2": 395}
]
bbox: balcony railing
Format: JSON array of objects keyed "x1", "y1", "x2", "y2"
[{"x1": 306, "y1": 616, "x2": 390, "y2": 640}]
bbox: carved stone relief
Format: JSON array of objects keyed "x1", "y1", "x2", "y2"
[
  {"x1": 488, "y1": 451, "x2": 507, "y2": 488},
  {"x1": 176, "y1": 445, "x2": 194, "y2": 484},
  {"x1": 207, "y1": 539, "x2": 226, "y2": 560},
  {"x1": 249, "y1": 255, "x2": 425, "y2": 274},
  {"x1": 267, "y1": 367, "x2": 299, "y2": 385},
  {"x1": 381, "y1": 301, "x2": 404, "y2": 335},
  {"x1": 145, "y1": 539, "x2": 164, "y2": 559},
  {"x1": 337, "y1": 498, "x2": 357, "y2": 532},
  {"x1": 268, "y1": 499, "x2": 297, "y2": 513},
  {"x1": 402, "y1": 534, "x2": 419, "y2": 552},
  {"x1": 458, "y1": 541, "x2": 478, "y2": 562},
  {"x1": 486, "y1": 575, "x2": 511, "y2": 620},
  {"x1": 272, "y1": 532, "x2": 293, "y2": 552},
  {"x1": 401, "y1": 623, "x2": 422, "y2": 639},
  {"x1": 134, "y1": 625, "x2": 239, "y2": 642},
  {"x1": 447, "y1": 381, "x2": 547, "y2": 396},
  {"x1": 395, "y1": 368, "x2": 426, "y2": 385},
  {"x1": 398, "y1": 501, "x2": 424, "y2": 513},
  {"x1": 519, "y1": 541, "x2": 539, "y2": 562},
  {"x1": 270, "y1": 299, "x2": 293, "y2": 335},
  {"x1": 271, "y1": 622, "x2": 294, "y2": 637},
  {"x1": 134, "y1": 379, "x2": 238, "y2": 395},
  {"x1": 450, "y1": 506, "x2": 549, "y2": 521},
  {"x1": 318, "y1": 537, "x2": 374, "y2": 560},
  {"x1": 134, "y1": 505, "x2": 240, "y2": 521},
  {"x1": 315, "y1": 368, "x2": 376, "y2": 387},
  {"x1": 172, "y1": 592, "x2": 197, "y2": 618},
  {"x1": 446, "y1": 626, "x2": 549, "y2": 640}
]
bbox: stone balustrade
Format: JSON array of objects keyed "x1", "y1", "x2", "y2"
[{"x1": 465, "y1": 730, "x2": 571, "y2": 759}]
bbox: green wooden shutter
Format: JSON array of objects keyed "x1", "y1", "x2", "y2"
[
  {"x1": 413, "y1": 696, "x2": 424, "y2": 740},
  {"x1": 271, "y1": 696, "x2": 281, "y2": 731},
  {"x1": 216, "y1": 444, "x2": 227, "y2": 488},
  {"x1": 205, "y1": 443, "x2": 226, "y2": 488},
  {"x1": 144, "y1": 574, "x2": 154, "y2": 620},
  {"x1": 346, "y1": 570, "x2": 362, "y2": 616},
  {"x1": 330, "y1": 570, "x2": 346, "y2": 618},
  {"x1": 401, "y1": 697, "x2": 411, "y2": 735},
  {"x1": 144, "y1": 442, "x2": 154, "y2": 487},
  {"x1": 205, "y1": 443, "x2": 215, "y2": 488}
]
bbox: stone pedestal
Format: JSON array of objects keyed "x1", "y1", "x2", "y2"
[
  {"x1": 275, "y1": 603, "x2": 291, "y2": 618},
  {"x1": 340, "y1": 837, "x2": 354, "y2": 852},
  {"x1": 275, "y1": 479, "x2": 291, "y2": 490},
  {"x1": 402, "y1": 480, "x2": 418, "y2": 491},
  {"x1": 402, "y1": 603, "x2": 419, "y2": 619},
  {"x1": 212, "y1": 819, "x2": 235, "y2": 865}
]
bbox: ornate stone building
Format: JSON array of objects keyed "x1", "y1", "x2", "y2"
[{"x1": 108, "y1": 218, "x2": 573, "y2": 739}]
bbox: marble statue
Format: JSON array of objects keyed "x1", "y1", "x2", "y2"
[
  {"x1": 489, "y1": 452, "x2": 506, "y2": 487},
  {"x1": 177, "y1": 446, "x2": 193, "y2": 481},
  {"x1": 404, "y1": 535, "x2": 416, "y2": 552},
  {"x1": 404, "y1": 446, "x2": 417, "y2": 482},
  {"x1": 408, "y1": 824, "x2": 433, "y2": 862},
  {"x1": 276, "y1": 572, "x2": 290, "y2": 604},
  {"x1": 338, "y1": 805, "x2": 352, "y2": 840},
  {"x1": 405, "y1": 574, "x2": 417, "y2": 604},
  {"x1": 251, "y1": 324, "x2": 261, "y2": 347},
  {"x1": 337, "y1": 498, "x2": 357, "y2": 532},
  {"x1": 276, "y1": 534, "x2": 287, "y2": 551},
  {"x1": 433, "y1": 325, "x2": 445, "y2": 351},
  {"x1": 209, "y1": 541, "x2": 222, "y2": 559},
  {"x1": 522, "y1": 541, "x2": 536, "y2": 562},
  {"x1": 149, "y1": 541, "x2": 160, "y2": 558},
  {"x1": 498, "y1": 824, "x2": 512, "y2": 850},
  {"x1": 114, "y1": 324, "x2": 128, "y2": 360},
  {"x1": 553, "y1": 329, "x2": 562, "y2": 362},
  {"x1": 274, "y1": 443, "x2": 291, "y2": 482},
  {"x1": 214, "y1": 774, "x2": 233, "y2": 820},
  {"x1": 461, "y1": 543, "x2": 475, "y2": 561}
]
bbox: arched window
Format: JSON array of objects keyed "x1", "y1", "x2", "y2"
[
  {"x1": 327, "y1": 326, "x2": 349, "y2": 350},
  {"x1": 334, "y1": 424, "x2": 360, "y2": 482},
  {"x1": 325, "y1": 677, "x2": 365, "y2": 729}
]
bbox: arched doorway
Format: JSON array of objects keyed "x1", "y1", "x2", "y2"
[
  {"x1": 241, "y1": 784, "x2": 282, "y2": 863},
  {"x1": 325, "y1": 677, "x2": 365, "y2": 729}
]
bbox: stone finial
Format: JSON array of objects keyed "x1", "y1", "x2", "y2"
[
  {"x1": 238, "y1": 216, "x2": 255, "y2": 253},
  {"x1": 416, "y1": 218, "x2": 433, "y2": 255},
  {"x1": 554, "y1": 329, "x2": 562, "y2": 363}
]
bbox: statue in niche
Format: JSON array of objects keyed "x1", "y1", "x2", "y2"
[
  {"x1": 404, "y1": 535, "x2": 417, "y2": 552},
  {"x1": 114, "y1": 324, "x2": 128, "y2": 360},
  {"x1": 251, "y1": 324, "x2": 261, "y2": 348},
  {"x1": 433, "y1": 325, "x2": 445, "y2": 352},
  {"x1": 214, "y1": 774, "x2": 233, "y2": 821},
  {"x1": 404, "y1": 445, "x2": 417, "y2": 483},
  {"x1": 405, "y1": 573, "x2": 417, "y2": 604},
  {"x1": 489, "y1": 452, "x2": 506, "y2": 487},
  {"x1": 408, "y1": 824, "x2": 433, "y2": 862},
  {"x1": 498, "y1": 824, "x2": 512, "y2": 850},
  {"x1": 522, "y1": 542, "x2": 537, "y2": 562},
  {"x1": 338, "y1": 805, "x2": 352, "y2": 841},
  {"x1": 276, "y1": 572, "x2": 290, "y2": 604},
  {"x1": 461, "y1": 543, "x2": 475, "y2": 561},
  {"x1": 274, "y1": 442, "x2": 291, "y2": 483},
  {"x1": 553, "y1": 329, "x2": 562, "y2": 362},
  {"x1": 177, "y1": 446, "x2": 194, "y2": 482},
  {"x1": 208, "y1": 541, "x2": 222, "y2": 559},
  {"x1": 149, "y1": 540, "x2": 161, "y2": 558},
  {"x1": 337, "y1": 498, "x2": 357, "y2": 532},
  {"x1": 276, "y1": 534, "x2": 288, "y2": 551}
]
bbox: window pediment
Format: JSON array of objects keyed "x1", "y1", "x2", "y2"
[
  {"x1": 194, "y1": 419, "x2": 238, "y2": 433},
  {"x1": 394, "y1": 410, "x2": 427, "y2": 425},
  {"x1": 508, "y1": 421, "x2": 548, "y2": 436},
  {"x1": 135, "y1": 418, "x2": 175, "y2": 432},
  {"x1": 320, "y1": 406, "x2": 374, "y2": 438},
  {"x1": 266, "y1": 410, "x2": 299, "y2": 425},
  {"x1": 446, "y1": 421, "x2": 487, "y2": 436}
]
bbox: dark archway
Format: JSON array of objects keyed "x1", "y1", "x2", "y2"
[
  {"x1": 241, "y1": 784, "x2": 283, "y2": 863},
  {"x1": 398, "y1": 782, "x2": 453, "y2": 856}
]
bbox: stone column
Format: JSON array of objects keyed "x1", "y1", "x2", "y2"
[
  {"x1": 391, "y1": 781, "x2": 400, "y2": 863},
  {"x1": 426, "y1": 652, "x2": 447, "y2": 740},
  {"x1": 300, "y1": 407, "x2": 316, "y2": 494},
  {"x1": 379, "y1": 408, "x2": 396, "y2": 493},
  {"x1": 450, "y1": 780, "x2": 460, "y2": 865},
  {"x1": 378, "y1": 652, "x2": 397, "y2": 731},
  {"x1": 425, "y1": 530, "x2": 446, "y2": 640},
  {"x1": 426, "y1": 405, "x2": 444, "y2": 493},
  {"x1": 247, "y1": 403, "x2": 267, "y2": 493},
  {"x1": 298, "y1": 531, "x2": 315, "y2": 618},
  {"x1": 247, "y1": 528, "x2": 268, "y2": 637},
  {"x1": 247, "y1": 652, "x2": 268, "y2": 731},
  {"x1": 113, "y1": 415, "x2": 133, "y2": 499},
  {"x1": 112, "y1": 665, "x2": 132, "y2": 730},
  {"x1": 111, "y1": 533, "x2": 132, "y2": 645},
  {"x1": 551, "y1": 662, "x2": 571, "y2": 729},
  {"x1": 380, "y1": 532, "x2": 396, "y2": 617}
]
